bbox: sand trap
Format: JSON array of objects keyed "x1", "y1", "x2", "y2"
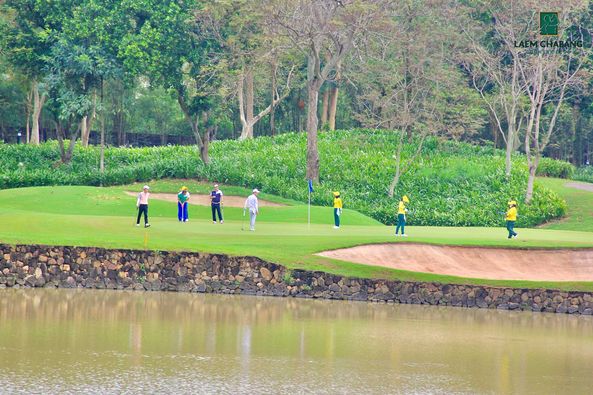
[
  {"x1": 317, "y1": 243, "x2": 593, "y2": 282},
  {"x1": 124, "y1": 192, "x2": 285, "y2": 207}
]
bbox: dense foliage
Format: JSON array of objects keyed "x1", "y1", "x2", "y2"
[
  {"x1": 574, "y1": 166, "x2": 593, "y2": 184},
  {"x1": 0, "y1": 130, "x2": 567, "y2": 227},
  {"x1": 535, "y1": 157, "x2": 575, "y2": 179}
]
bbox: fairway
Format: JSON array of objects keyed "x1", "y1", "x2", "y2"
[{"x1": 1, "y1": 182, "x2": 593, "y2": 291}]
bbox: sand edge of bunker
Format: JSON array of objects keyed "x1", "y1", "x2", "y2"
[{"x1": 316, "y1": 242, "x2": 593, "y2": 282}]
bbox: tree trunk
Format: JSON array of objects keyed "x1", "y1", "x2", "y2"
[
  {"x1": 25, "y1": 87, "x2": 33, "y2": 143},
  {"x1": 238, "y1": 69, "x2": 254, "y2": 140},
  {"x1": 328, "y1": 62, "x2": 341, "y2": 131},
  {"x1": 270, "y1": 61, "x2": 277, "y2": 136},
  {"x1": 100, "y1": 117, "x2": 105, "y2": 175},
  {"x1": 57, "y1": 122, "x2": 79, "y2": 164},
  {"x1": 328, "y1": 85, "x2": 339, "y2": 131},
  {"x1": 505, "y1": 128, "x2": 513, "y2": 178},
  {"x1": 388, "y1": 129, "x2": 407, "y2": 198},
  {"x1": 321, "y1": 88, "x2": 329, "y2": 126},
  {"x1": 306, "y1": 79, "x2": 321, "y2": 182},
  {"x1": 525, "y1": 160, "x2": 538, "y2": 204},
  {"x1": 30, "y1": 81, "x2": 46, "y2": 145},
  {"x1": 81, "y1": 92, "x2": 97, "y2": 147},
  {"x1": 200, "y1": 127, "x2": 210, "y2": 164}
]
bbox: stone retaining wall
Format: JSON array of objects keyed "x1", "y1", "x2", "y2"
[{"x1": 1, "y1": 244, "x2": 592, "y2": 315}]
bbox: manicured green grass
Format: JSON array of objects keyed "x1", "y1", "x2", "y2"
[
  {"x1": 538, "y1": 177, "x2": 593, "y2": 232},
  {"x1": 1, "y1": 184, "x2": 593, "y2": 291}
]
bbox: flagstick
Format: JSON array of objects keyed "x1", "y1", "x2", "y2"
[{"x1": 308, "y1": 188, "x2": 311, "y2": 230}]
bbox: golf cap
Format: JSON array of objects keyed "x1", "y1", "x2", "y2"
[
  {"x1": 143, "y1": 185, "x2": 150, "y2": 190},
  {"x1": 508, "y1": 200, "x2": 517, "y2": 205},
  {"x1": 333, "y1": 191, "x2": 340, "y2": 197},
  {"x1": 181, "y1": 186, "x2": 188, "y2": 191},
  {"x1": 402, "y1": 195, "x2": 410, "y2": 203},
  {"x1": 214, "y1": 184, "x2": 219, "y2": 188},
  {"x1": 253, "y1": 189, "x2": 260, "y2": 193}
]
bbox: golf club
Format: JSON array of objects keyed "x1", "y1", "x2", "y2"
[{"x1": 242, "y1": 208, "x2": 246, "y2": 231}]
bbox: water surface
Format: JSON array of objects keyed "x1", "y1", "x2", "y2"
[{"x1": 1, "y1": 289, "x2": 592, "y2": 394}]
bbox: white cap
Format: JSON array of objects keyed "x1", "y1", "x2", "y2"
[
  {"x1": 143, "y1": 185, "x2": 150, "y2": 190},
  {"x1": 252, "y1": 188, "x2": 260, "y2": 193}
]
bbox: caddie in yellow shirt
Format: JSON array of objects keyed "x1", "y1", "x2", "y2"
[
  {"x1": 505, "y1": 200, "x2": 518, "y2": 239},
  {"x1": 395, "y1": 195, "x2": 410, "y2": 237},
  {"x1": 333, "y1": 192, "x2": 343, "y2": 229}
]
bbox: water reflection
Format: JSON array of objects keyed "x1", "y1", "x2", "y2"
[{"x1": 1, "y1": 288, "x2": 593, "y2": 394}]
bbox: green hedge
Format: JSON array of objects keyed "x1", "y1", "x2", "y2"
[
  {"x1": 574, "y1": 166, "x2": 593, "y2": 184},
  {"x1": 0, "y1": 130, "x2": 566, "y2": 227},
  {"x1": 536, "y1": 157, "x2": 575, "y2": 179}
]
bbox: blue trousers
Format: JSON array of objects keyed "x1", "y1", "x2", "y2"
[
  {"x1": 506, "y1": 221, "x2": 517, "y2": 238},
  {"x1": 395, "y1": 214, "x2": 406, "y2": 234},
  {"x1": 178, "y1": 202, "x2": 188, "y2": 221},
  {"x1": 334, "y1": 208, "x2": 340, "y2": 227},
  {"x1": 212, "y1": 204, "x2": 223, "y2": 222}
]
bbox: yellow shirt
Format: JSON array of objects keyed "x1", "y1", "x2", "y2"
[
  {"x1": 506, "y1": 207, "x2": 517, "y2": 221},
  {"x1": 398, "y1": 201, "x2": 407, "y2": 215},
  {"x1": 333, "y1": 197, "x2": 343, "y2": 209}
]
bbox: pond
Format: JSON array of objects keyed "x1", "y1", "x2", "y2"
[{"x1": 1, "y1": 289, "x2": 592, "y2": 394}]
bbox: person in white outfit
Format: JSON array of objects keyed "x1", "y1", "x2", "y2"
[{"x1": 244, "y1": 189, "x2": 259, "y2": 231}]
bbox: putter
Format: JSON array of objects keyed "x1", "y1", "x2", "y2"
[{"x1": 242, "y1": 209, "x2": 246, "y2": 231}]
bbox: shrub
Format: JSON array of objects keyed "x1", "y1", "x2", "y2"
[
  {"x1": 0, "y1": 130, "x2": 567, "y2": 227},
  {"x1": 573, "y1": 166, "x2": 593, "y2": 183},
  {"x1": 536, "y1": 157, "x2": 575, "y2": 179}
]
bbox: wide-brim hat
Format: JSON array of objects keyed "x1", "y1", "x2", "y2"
[{"x1": 333, "y1": 191, "x2": 340, "y2": 197}]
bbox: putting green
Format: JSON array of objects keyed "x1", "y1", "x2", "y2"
[{"x1": 1, "y1": 181, "x2": 593, "y2": 291}]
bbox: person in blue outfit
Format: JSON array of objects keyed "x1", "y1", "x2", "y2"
[{"x1": 177, "y1": 186, "x2": 190, "y2": 222}]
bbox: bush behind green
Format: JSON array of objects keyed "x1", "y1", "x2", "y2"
[
  {"x1": 574, "y1": 166, "x2": 593, "y2": 184},
  {"x1": 536, "y1": 157, "x2": 575, "y2": 179},
  {"x1": 0, "y1": 130, "x2": 566, "y2": 227}
]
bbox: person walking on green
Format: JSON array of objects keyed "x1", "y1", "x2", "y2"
[
  {"x1": 210, "y1": 184, "x2": 224, "y2": 224},
  {"x1": 244, "y1": 189, "x2": 259, "y2": 231},
  {"x1": 505, "y1": 200, "x2": 518, "y2": 239},
  {"x1": 395, "y1": 195, "x2": 409, "y2": 237},
  {"x1": 332, "y1": 191, "x2": 343, "y2": 229},
  {"x1": 136, "y1": 185, "x2": 151, "y2": 228},
  {"x1": 177, "y1": 186, "x2": 190, "y2": 222}
]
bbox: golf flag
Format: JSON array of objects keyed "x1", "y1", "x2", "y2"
[{"x1": 308, "y1": 179, "x2": 314, "y2": 193}]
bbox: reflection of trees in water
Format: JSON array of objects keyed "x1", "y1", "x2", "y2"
[
  {"x1": 2, "y1": 289, "x2": 592, "y2": 330},
  {"x1": 2, "y1": 288, "x2": 593, "y2": 393}
]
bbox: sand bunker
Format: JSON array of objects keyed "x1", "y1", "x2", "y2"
[
  {"x1": 318, "y1": 243, "x2": 593, "y2": 282},
  {"x1": 124, "y1": 192, "x2": 285, "y2": 207}
]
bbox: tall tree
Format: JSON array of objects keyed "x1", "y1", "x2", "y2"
[
  {"x1": 269, "y1": 0, "x2": 385, "y2": 182},
  {"x1": 352, "y1": 0, "x2": 483, "y2": 196},
  {"x1": 0, "y1": 0, "x2": 62, "y2": 144}
]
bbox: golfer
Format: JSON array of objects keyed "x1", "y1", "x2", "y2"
[
  {"x1": 210, "y1": 184, "x2": 224, "y2": 224},
  {"x1": 177, "y1": 186, "x2": 190, "y2": 222},
  {"x1": 395, "y1": 195, "x2": 409, "y2": 237},
  {"x1": 244, "y1": 189, "x2": 260, "y2": 231},
  {"x1": 505, "y1": 200, "x2": 518, "y2": 239},
  {"x1": 136, "y1": 185, "x2": 151, "y2": 228},
  {"x1": 333, "y1": 191, "x2": 343, "y2": 229}
]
